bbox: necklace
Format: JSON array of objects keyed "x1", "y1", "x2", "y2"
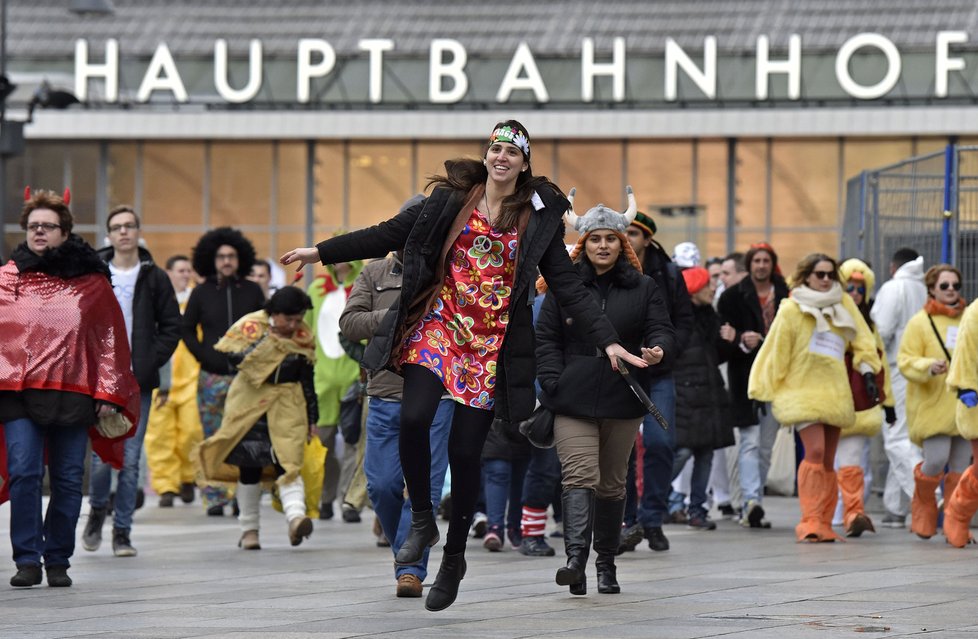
[{"x1": 483, "y1": 192, "x2": 495, "y2": 228}]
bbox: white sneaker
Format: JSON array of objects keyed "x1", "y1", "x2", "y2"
[{"x1": 470, "y1": 512, "x2": 488, "y2": 538}]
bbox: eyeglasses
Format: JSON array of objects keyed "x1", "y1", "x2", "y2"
[
  {"x1": 939, "y1": 281, "x2": 962, "y2": 291},
  {"x1": 108, "y1": 222, "x2": 138, "y2": 233},
  {"x1": 846, "y1": 284, "x2": 866, "y2": 295},
  {"x1": 26, "y1": 222, "x2": 62, "y2": 234},
  {"x1": 215, "y1": 253, "x2": 237, "y2": 261},
  {"x1": 811, "y1": 270, "x2": 837, "y2": 281}
]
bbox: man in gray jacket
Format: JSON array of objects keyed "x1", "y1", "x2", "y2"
[
  {"x1": 338, "y1": 244, "x2": 454, "y2": 599},
  {"x1": 870, "y1": 248, "x2": 927, "y2": 528}
]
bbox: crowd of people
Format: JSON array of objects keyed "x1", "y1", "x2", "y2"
[{"x1": 3, "y1": 119, "x2": 978, "y2": 608}]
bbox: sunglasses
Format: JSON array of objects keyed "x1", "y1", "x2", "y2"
[
  {"x1": 846, "y1": 284, "x2": 866, "y2": 295},
  {"x1": 811, "y1": 270, "x2": 837, "y2": 281},
  {"x1": 939, "y1": 281, "x2": 962, "y2": 291}
]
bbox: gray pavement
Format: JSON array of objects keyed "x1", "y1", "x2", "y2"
[{"x1": 2, "y1": 495, "x2": 978, "y2": 639}]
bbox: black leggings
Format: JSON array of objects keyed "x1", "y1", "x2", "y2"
[
  {"x1": 400, "y1": 364, "x2": 495, "y2": 554},
  {"x1": 238, "y1": 463, "x2": 284, "y2": 485}
]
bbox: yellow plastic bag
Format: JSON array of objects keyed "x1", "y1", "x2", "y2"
[{"x1": 272, "y1": 438, "x2": 327, "y2": 517}]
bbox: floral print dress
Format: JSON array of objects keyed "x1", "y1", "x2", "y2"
[{"x1": 400, "y1": 207, "x2": 518, "y2": 410}]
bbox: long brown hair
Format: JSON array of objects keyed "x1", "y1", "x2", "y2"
[
  {"x1": 789, "y1": 253, "x2": 839, "y2": 289},
  {"x1": 426, "y1": 119, "x2": 565, "y2": 230}
]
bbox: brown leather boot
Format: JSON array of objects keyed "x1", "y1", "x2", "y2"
[{"x1": 911, "y1": 462, "x2": 942, "y2": 539}]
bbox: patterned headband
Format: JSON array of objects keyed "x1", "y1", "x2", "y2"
[{"x1": 489, "y1": 125, "x2": 530, "y2": 157}]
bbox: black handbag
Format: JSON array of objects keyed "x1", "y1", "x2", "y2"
[{"x1": 518, "y1": 402, "x2": 555, "y2": 449}]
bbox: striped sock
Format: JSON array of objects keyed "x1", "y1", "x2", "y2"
[{"x1": 521, "y1": 506, "x2": 547, "y2": 538}]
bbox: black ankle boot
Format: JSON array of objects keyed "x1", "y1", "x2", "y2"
[
  {"x1": 10, "y1": 564, "x2": 42, "y2": 588},
  {"x1": 593, "y1": 498, "x2": 625, "y2": 594},
  {"x1": 554, "y1": 488, "x2": 594, "y2": 596},
  {"x1": 395, "y1": 509, "x2": 439, "y2": 566},
  {"x1": 424, "y1": 551, "x2": 466, "y2": 611}
]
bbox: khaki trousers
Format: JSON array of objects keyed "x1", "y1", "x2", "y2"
[{"x1": 554, "y1": 414, "x2": 643, "y2": 500}]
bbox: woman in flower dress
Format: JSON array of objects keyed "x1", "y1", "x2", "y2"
[{"x1": 281, "y1": 120, "x2": 646, "y2": 611}]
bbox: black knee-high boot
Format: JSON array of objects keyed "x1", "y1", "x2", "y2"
[
  {"x1": 593, "y1": 497, "x2": 625, "y2": 594},
  {"x1": 424, "y1": 551, "x2": 467, "y2": 611},
  {"x1": 394, "y1": 510, "x2": 439, "y2": 566},
  {"x1": 555, "y1": 488, "x2": 594, "y2": 595}
]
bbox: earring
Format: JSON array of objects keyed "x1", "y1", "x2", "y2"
[{"x1": 483, "y1": 159, "x2": 487, "y2": 165}]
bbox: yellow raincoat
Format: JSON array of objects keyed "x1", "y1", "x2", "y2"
[
  {"x1": 946, "y1": 299, "x2": 978, "y2": 440},
  {"x1": 749, "y1": 292, "x2": 879, "y2": 429},
  {"x1": 196, "y1": 311, "x2": 315, "y2": 486},
  {"x1": 898, "y1": 309, "x2": 960, "y2": 446}
]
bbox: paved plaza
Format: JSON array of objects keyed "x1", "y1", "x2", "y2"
[{"x1": 2, "y1": 495, "x2": 978, "y2": 638}]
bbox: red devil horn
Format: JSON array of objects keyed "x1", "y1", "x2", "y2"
[
  {"x1": 24, "y1": 186, "x2": 31, "y2": 202},
  {"x1": 63, "y1": 188, "x2": 71, "y2": 205}
]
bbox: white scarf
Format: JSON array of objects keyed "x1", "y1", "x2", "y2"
[{"x1": 790, "y1": 283, "x2": 857, "y2": 341}]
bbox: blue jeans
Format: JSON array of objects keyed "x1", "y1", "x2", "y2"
[
  {"x1": 522, "y1": 445, "x2": 561, "y2": 509},
  {"x1": 738, "y1": 406, "x2": 780, "y2": 505},
  {"x1": 4, "y1": 417, "x2": 89, "y2": 568},
  {"x1": 670, "y1": 446, "x2": 713, "y2": 518},
  {"x1": 482, "y1": 457, "x2": 529, "y2": 531},
  {"x1": 638, "y1": 375, "x2": 676, "y2": 529},
  {"x1": 89, "y1": 392, "x2": 153, "y2": 532},
  {"x1": 363, "y1": 397, "x2": 453, "y2": 581}
]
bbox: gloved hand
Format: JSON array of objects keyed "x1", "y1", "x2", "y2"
[
  {"x1": 752, "y1": 400, "x2": 767, "y2": 421},
  {"x1": 884, "y1": 406, "x2": 897, "y2": 424},
  {"x1": 959, "y1": 389, "x2": 978, "y2": 408},
  {"x1": 862, "y1": 372, "x2": 880, "y2": 405}
]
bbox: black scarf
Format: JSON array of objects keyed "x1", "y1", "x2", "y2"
[{"x1": 11, "y1": 234, "x2": 110, "y2": 280}]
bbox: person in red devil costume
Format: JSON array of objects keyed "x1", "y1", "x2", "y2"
[{"x1": 0, "y1": 189, "x2": 141, "y2": 589}]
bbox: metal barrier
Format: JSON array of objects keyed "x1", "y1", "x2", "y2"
[{"x1": 842, "y1": 145, "x2": 978, "y2": 300}]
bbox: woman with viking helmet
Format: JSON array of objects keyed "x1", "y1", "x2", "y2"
[
  {"x1": 281, "y1": 120, "x2": 646, "y2": 611},
  {"x1": 536, "y1": 187, "x2": 675, "y2": 596},
  {"x1": 0, "y1": 188, "x2": 141, "y2": 588}
]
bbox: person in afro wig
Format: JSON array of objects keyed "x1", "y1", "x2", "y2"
[
  {"x1": 192, "y1": 226, "x2": 257, "y2": 280},
  {"x1": 182, "y1": 226, "x2": 266, "y2": 515}
]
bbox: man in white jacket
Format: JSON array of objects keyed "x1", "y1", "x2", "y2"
[{"x1": 870, "y1": 249, "x2": 927, "y2": 527}]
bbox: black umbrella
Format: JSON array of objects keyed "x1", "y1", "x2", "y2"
[{"x1": 615, "y1": 357, "x2": 668, "y2": 430}]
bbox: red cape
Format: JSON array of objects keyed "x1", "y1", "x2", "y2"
[{"x1": 0, "y1": 261, "x2": 141, "y2": 504}]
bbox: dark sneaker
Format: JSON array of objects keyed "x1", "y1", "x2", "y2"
[
  {"x1": 506, "y1": 526, "x2": 522, "y2": 549},
  {"x1": 179, "y1": 482, "x2": 196, "y2": 504},
  {"x1": 206, "y1": 504, "x2": 225, "y2": 517},
  {"x1": 135, "y1": 488, "x2": 145, "y2": 510},
  {"x1": 112, "y1": 528, "x2": 137, "y2": 557},
  {"x1": 341, "y1": 503, "x2": 361, "y2": 523},
  {"x1": 740, "y1": 500, "x2": 770, "y2": 528},
  {"x1": 318, "y1": 502, "x2": 334, "y2": 521},
  {"x1": 687, "y1": 514, "x2": 717, "y2": 531},
  {"x1": 518, "y1": 535, "x2": 556, "y2": 557},
  {"x1": 483, "y1": 526, "x2": 503, "y2": 552},
  {"x1": 617, "y1": 523, "x2": 644, "y2": 554},
  {"x1": 646, "y1": 526, "x2": 670, "y2": 551},
  {"x1": 10, "y1": 565, "x2": 42, "y2": 588},
  {"x1": 470, "y1": 512, "x2": 487, "y2": 538},
  {"x1": 667, "y1": 509, "x2": 688, "y2": 524},
  {"x1": 158, "y1": 492, "x2": 176, "y2": 508},
  {"x1": 45, "y1": 565, "x2": 72, "y2": 587},
  {"x1": 718, "y1": 503, "x2": 737, "y2": 519},
  {"x1": 82, "y1": 507, "x2": 107, "y2": 552},
  {"x1": 881, "y1": 511, "x2": 906, "y2": 529}
]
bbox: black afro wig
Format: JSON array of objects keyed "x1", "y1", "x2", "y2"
[
  {"x1": 265, "y1": 285, "x2": 313, "y2": 316},
  {"x1": 192, "y1": 226, "x2": 257, "y2": 279}
]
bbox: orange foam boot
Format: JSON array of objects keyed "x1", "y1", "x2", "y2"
[
  {"x1": 944, "y1": 466, "x2": 978, "y2": 548},
  {"x1": 818, "y1": 469, "x2": 842, "y2": 542},
  {"x1": 838, "y1": 465, "x2": 875, "y2": 537},
  {"x1": 911, "y1": 462, "x2": 942, "y2": 540},
  {"x1": 795, "y1": 461, "x2": 825, "y2": 542}
]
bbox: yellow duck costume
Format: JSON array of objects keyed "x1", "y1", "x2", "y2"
[
  {"x1": 196, "y1": 308, "x2": 317, "y2": 547},
  {"x1": 942, "y1": 298, "x2": 978, "y2": 547},
  {"x1": 835, "y1": 259, "x2": 895, "y2": 538},
  {"x1": 749, "y1": 284, "x2": 880, "y2": 542}
]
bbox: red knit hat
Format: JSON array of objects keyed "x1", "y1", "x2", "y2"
[{"x1": 682, "y1": 266, "x2": 710, "y2": 295}]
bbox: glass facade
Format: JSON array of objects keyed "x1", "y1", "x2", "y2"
[{"x1": 0, "y1": 136, "x2": 953, "y2": 273}]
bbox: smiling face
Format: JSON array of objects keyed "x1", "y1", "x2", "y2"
[
  {"x1": 25, "y1": 208, "x2": 68, "y2": 255},
  {"x1": 750, "y1": 250, "x2": 773, "y2": 284},
  {"x1": 585, "y1": 230, "x2": 622, "y2": 275},
  {"x1": 932, "y1": 269, "x2": 962, "y2": 306},
  {"x1": 485, "y1": 141, "x2": 528, "y2": 188}
]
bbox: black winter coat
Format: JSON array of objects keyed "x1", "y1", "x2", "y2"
[
  {"x1": 314, "y1": 184, "x2": 620, "y2": 422},
  {"x1": 674, "y1": 303, "x2": 735, "y2": 450},
  {"x1": 641, "y1": 243, "x2": 694, "y2": 372},
  {"x1": 182, "y1": 277, "x2": 266, "y2": 375},
  {"x1": 716, "y1": 275, "x2": 789, "y2": 427},
  {"x1": 536, "y1": 258, "x2": 676, "y2": 420},
  {"x1": 97, "y1": 246, "x2": 181, "y2": 391}
]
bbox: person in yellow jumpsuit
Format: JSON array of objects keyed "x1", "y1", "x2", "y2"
[
  {"x1": 945, "y1": 287, "x2": 978, "y2": 547},
  {"x1": 749, "y1": 253, "x2": 880, "y2": 542},
  {"x1": 144, "y1": 255, "x2": 203, "y2": 506}
]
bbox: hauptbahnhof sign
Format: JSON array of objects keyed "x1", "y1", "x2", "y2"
[{"x1": 68, "y1": 32, "x2": 978, "y2": 107}]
